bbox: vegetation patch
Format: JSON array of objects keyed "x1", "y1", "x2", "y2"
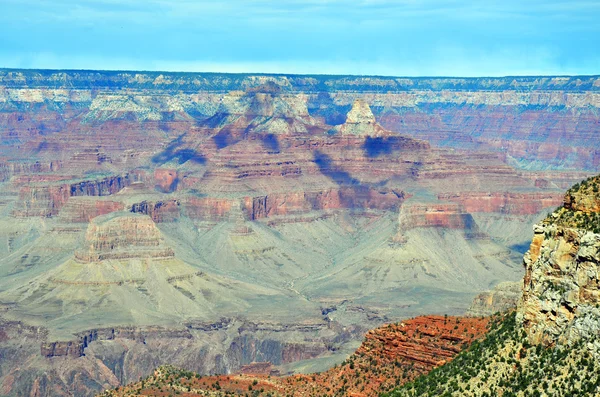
[{"x1": 384, "y1": 312, "x2": 600, "y2": 397}]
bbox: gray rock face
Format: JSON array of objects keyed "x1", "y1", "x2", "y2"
[
  {"x1": 466, "y1": 281, "x2": 521, "y2": 317},
  {"x1": 517, "y1": 220, "x2": 600, "y2": 349}
]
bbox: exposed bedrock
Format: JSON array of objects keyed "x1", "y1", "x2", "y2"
[
  {"x1": 378, "y1": 106, "x2": 600, "y2": 170},
  {"x1": 74, "y1": 213, "x2": 174, "y2": 262},
  {"x1": 438, "y1": 192, "x2": 564, "y2": 215},
  {"x1": 0, "y1": 160, "x2": 62, "y2": 182},
  {"x1": 517, "y1": 175, "x2": 600, "y2": 348},
  {"x1": 13, "y1": 174, "x2": 137, "y2": 217},
  {"x1": 399, "y1": 202, "x2": 477, "y2": 231},
  {"x1": 182, "y1": 197, "x2": 235, "y2": 221},
  {"x1": 130, "y1": 199, "x2": 181, "y2": 223},
  {"x1": 126, "y1": 188, "x2": 405, "y2": 222},
  {"x1": 2, "y1": 72, "x2": 598, "y2": 171},
  {"x1": 0, "y1": 70, "x2": 598, "y2": 396},
  {"x1": 334, "y1": 99, "x2": 388, "y2": 137},
  {"x1": 69, "y1": 174, "x2": 135, "y2": 197},
  {"x1": 40, "y1": 326, "x2": 191, "y2": 358},
  {"x1": 243, "y1": 187, "x2": 405, "y2": 220},
  {"x1": 58, "y1": 198, "x2": 125, "y2": 223},
  {"x1": 154, "y1": 168, "x2": 179, "y2": 193},
  {"x1": 466, "y1": 281, "x2": 521, "y2": 317},
  {"x1": 0, "y1": 317, "x2": 363, "y2": 397}
]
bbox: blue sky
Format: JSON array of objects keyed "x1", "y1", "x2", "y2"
[{"x1": 0, "y1": 0, "x2": 598, "y2": 76}]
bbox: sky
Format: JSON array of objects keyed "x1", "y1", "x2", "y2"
[{"x1": 0, "y1": 0, "x2": 598, "y2": 77}]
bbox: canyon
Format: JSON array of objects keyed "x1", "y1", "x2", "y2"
[
  {"x1": 102, "y1": 173, "x2": 600, "y2": 397},
  {"x1": 0, "y1": 70, "x2": 598, "y2": 396}
]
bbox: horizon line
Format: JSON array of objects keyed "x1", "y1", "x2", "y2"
[{"x1": 2, "y1": 66, "x2": 599, "y2": 80}]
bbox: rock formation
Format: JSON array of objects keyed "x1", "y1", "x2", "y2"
[
  {"x1": 518, "y1": 175, "x2": 600, "y2": 348},
  {"x1": 466, "y1": 281, "x2": 521, "y2": 317},
  {"x1": 334, "y1": 99, "x2": 387, "y2": 137},
  {"x1": 74, "y1": 213, "x2": 175, "y2": 262}
]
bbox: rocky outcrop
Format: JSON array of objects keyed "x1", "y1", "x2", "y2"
[
  {"x1": 70, "y1": 174, "x2": 134, "y2": 197},
  {"x1": 438, "y1": 192, "x2": 564, "y2": 215},
  {"x1": 517, "y1": 175, "x2": 600, "y2": 347},
  {"x1": 70, "y1": 148, "x2": 112, "y2": 169},
  {"x1": 154, "y1": 168, "x2": 179, "y2": 193},
  {"x1": 238, "y1": 362, "x2": 275, "y2": 376},
  {"x1": 40, "y1": 341, "x2": 84, "y2": 358},
  {"x1": 130, "y1": 199, "x2": 181, "y2": 223},
  {"x1": 0, "y1": 160, "x2": 61, "y2": 182},
  {"x1": 128, "y1": 191, "x2": 402, "y2": 223},
  {"x1": 13, "y1": 185, "x2": 71, "y2": 217},
  {"x1": 466, "y1": 281, "x2": 521, "y2": 317},
  {"x1": 356, "y1": 316, "x2": 489, "y2": 369},
  {"x1": 41, "y1": 326, "x2": 193, "y2": 358},
  {"x1": 58, "y1": 198, "x2": 124, "y2": 223},
  {"x1": 74, "y1": 213, "x2": 174, "y2": 262},
  {"x1": 334, "y1": 99, "x2": 387, "y2": 137},
  {"x1": 182, "y1": 197, "x2": 236, "y2": 221},
  {"x1": 399, "y1": 202, "x2": 478, "y2": 230},
  {"x1": 564, "y1": 177, "x2": 600, "y2": 213},
  {"x1": 13, "y1": 174, "x2": 135, "y2": 217},
  {"x1": 243, "y1": 187, "x2": 405, "y2": 220}
]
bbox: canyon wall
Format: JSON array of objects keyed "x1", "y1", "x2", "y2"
[{"x1": 518, "y1": 175, "x2": 600, "y2": 347}]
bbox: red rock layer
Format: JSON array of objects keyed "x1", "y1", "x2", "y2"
[
  {"x1": 154, "y1": 168, "x2": 179, "y2": 193},
  {"x1": 130, "y1": 199, "x2": 182, "y2": 223},
  {"x1": 103, "y1": 315, "x2": 490, "y2": 397},
  {"x1": 13, "y1": 174, "x2": 136, "y2": 217},
  {"x1": 438, "y1": 192, "x2": 564, "y2": 215},
  {"x1": 182, "y1": 197, "x2": 236, "y2": 221},
  {"x1": 379, "y1": 106, "x2": 600, "y2": 170},
  {"x1": 58, "y1": 198, "x2": 125, "y2": 223},
  {"x1": 243, "y1": 187, "x2": 405, "y2": 220},
  {"x1": 400, "y1": 203, "x2": 475, "y2": 230}
]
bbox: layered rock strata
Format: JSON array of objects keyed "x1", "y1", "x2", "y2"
[
  {"x1": 99, "y1": 315, "x2": 490, "y2": 397},
  {"x1": 74, "y1": 213, "x2": 174, "y2": 262}
]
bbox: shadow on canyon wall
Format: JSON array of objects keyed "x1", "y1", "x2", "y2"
[
  {"x1": 313, "y1": 150, "x2": 359, "y2": 185},
  {"x1": 152, "y1": 134, "x2": 206, "y2": 165}
]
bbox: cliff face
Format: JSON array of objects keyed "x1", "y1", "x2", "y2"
[
  {"x1": 466, "y1": 281, "x2": 521, "y2": 317},
  {"x1": 518, "y1": 175, "x2": 600, "y2": 347},
  {"x1": 13, "y1": 174, "x2": 135, "y2": 217}
]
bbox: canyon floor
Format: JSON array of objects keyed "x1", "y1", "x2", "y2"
[{"x1": 0, "y1": 70, "x2": 598, "y2": 396}]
